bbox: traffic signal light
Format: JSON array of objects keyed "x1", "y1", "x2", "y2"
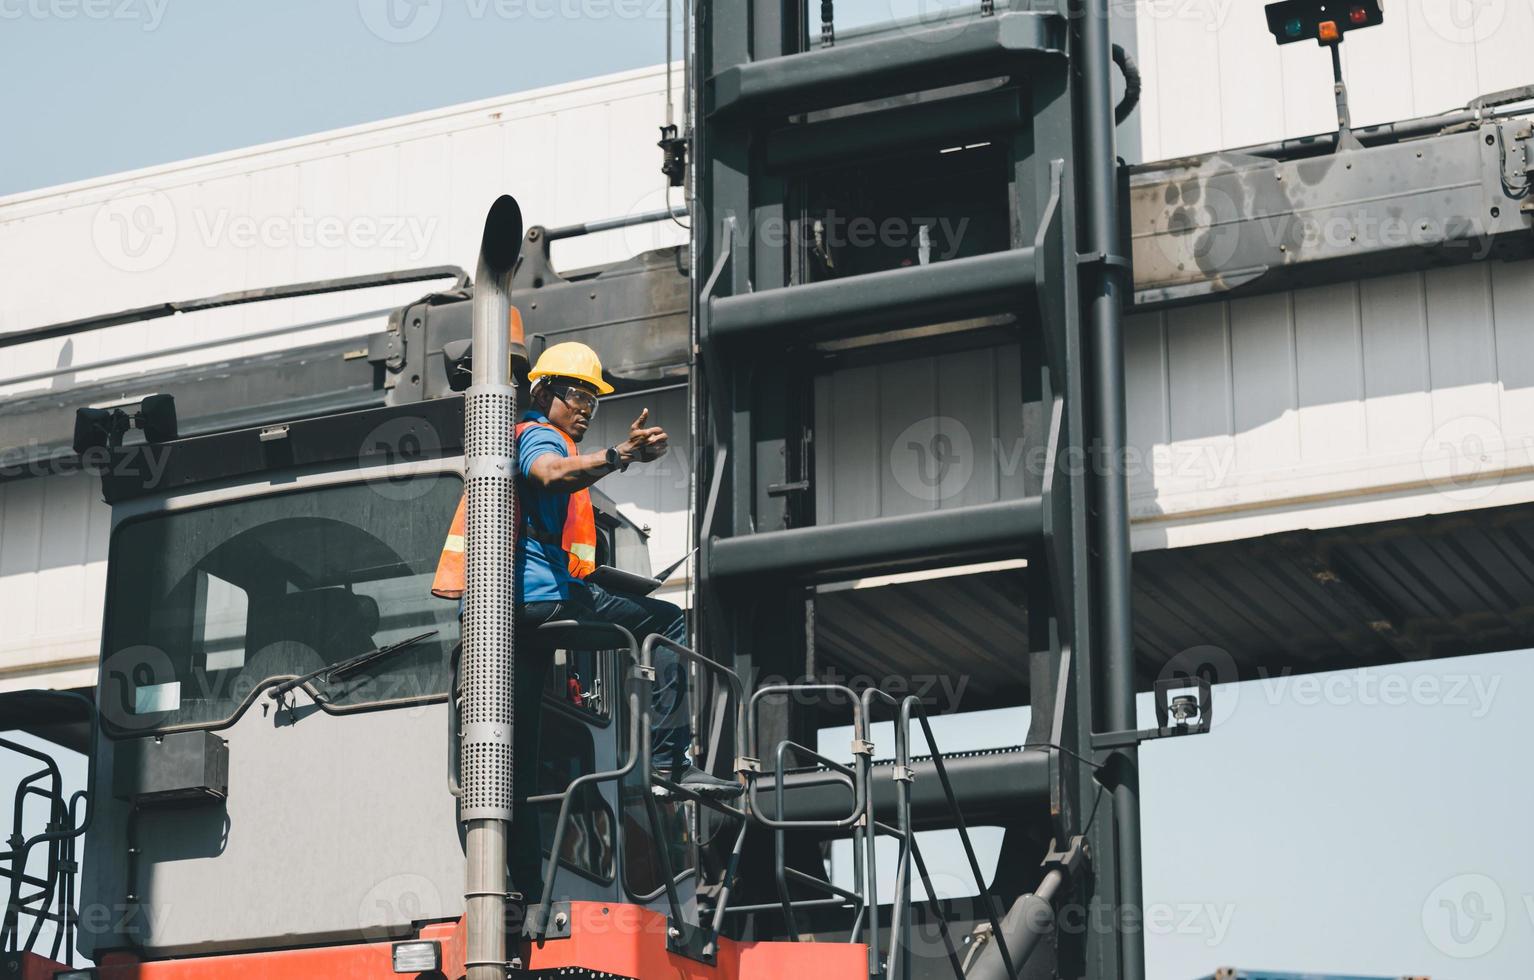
[{"x1": 1265, "y1": 0, "x2": 1383, "y2": 46}]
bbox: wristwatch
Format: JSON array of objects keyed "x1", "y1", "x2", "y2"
[{"x1": 605, "y1": 446, "x2": 628, "y2": 473}]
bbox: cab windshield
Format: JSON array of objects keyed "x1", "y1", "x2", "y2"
[{"x1": 100, "y1": 476, "x2": 463, "y2": 734}]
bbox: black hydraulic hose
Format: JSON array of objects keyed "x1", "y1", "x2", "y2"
[{"x1": 1113, "y1": 43, "x2": 1142, "y2": 126}]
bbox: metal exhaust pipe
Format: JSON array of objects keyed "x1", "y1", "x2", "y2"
[
  {"x1": 462, "y1": 194, "x2": 524, "y2": 980},
  {"x1": 962, "y1": 869, "x2": 1065, "y2": 980}
]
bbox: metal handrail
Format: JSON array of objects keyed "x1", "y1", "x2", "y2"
[
  {"x1": 745, "y1": 684, "x2": 866, "y2": 830},
  {"x1": 891, "y1": 694, "x2": 1018, "y2": 980},
  {"x1": 859, "y1": 687, "x2": 908, "y2": 978},
  {"x1": 639, "y1": 635, "x2": 755, "y2": 960},
  {"x1": 523, "y1": 621, "x2": 648, "y2": 940},
  {"x1": 1, "y1": 691, "x2": 97, "y2": 966}
]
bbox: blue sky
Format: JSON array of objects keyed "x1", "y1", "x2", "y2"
[{"x1": 0, "y1": 0, "x2": 944, "y2": 197}]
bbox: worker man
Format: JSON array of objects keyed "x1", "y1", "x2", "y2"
[{"x1": 432, "y1": 339, "x2": 739, "y2": 904}]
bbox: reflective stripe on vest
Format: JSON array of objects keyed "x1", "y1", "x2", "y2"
[{"x1": 429, "y1": 421, "x2": 597, "y2": 600}]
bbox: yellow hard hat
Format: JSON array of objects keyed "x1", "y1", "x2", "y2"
[{"x1": 527, "y1": 341, "x2": 614, "y2": 395}]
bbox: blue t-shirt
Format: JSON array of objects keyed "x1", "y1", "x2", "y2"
[{"x1": 518, "y1": 412, "x2": 578, "y2": 602}]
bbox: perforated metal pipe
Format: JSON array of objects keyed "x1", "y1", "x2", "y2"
[{"x1": 462, "y1": 195, "x2": 523, "y2": 980}]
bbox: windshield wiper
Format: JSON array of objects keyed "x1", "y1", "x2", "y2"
[{"x1": 267, "y1": 629, "x2": 439, "y2": 703}]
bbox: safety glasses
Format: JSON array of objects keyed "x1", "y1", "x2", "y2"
[{"x1": 552, "y1": 384, "x2": 599, "y2": 417}]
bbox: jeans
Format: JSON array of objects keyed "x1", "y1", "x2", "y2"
[{"x1": 510, "y1": 581, "x2": 690, "y2": 903}]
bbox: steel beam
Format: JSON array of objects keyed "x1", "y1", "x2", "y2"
[
  {"x1": 707, "y1": 11, "x2": 1064, "y2": 118},
  {"x1": 1075, "y1": 0, "x2": 1145, "y2": 975},
  {"x1": 708, "y1": 247, "x2": 1039, "y2": 343},
  {"x1": 708, "y1": 499, "x2": 1045, "y2": 582},
  {"x1": 751, "y1": 748, "x2": 1050, "y2": 833}
]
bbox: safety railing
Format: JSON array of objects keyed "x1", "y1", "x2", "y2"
[
  {"x1": 522, "y1": 621, "x2": 646, "y2": 940},
  {"x1": 1, "y1": 691, "x2": 96, "y2": 968},
  {"x1": 877, "y1": 691, "x2": 1019, "y2": 980},
  {"x1": 506, "y1": 629, "x2": 1028, "y2": 978},
  {"x1": 728, "y1": 680, "x2": 1022, "y2": 980},
  {"x1": 521, "y1": 629, "x2": 756, "y2": 959},
  {"x1": 638, "y1": 635, "x2": 755, "y2": 961}
]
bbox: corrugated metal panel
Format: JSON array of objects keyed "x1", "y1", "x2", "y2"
[
  {"x1": 811, "y1": 500, "x2": 1534, "y2": 698},
  {"x1": 813, "y1": 344, "x2": 1029, "y2": 524},
  {"x1": 1132, "y1": 501, "x2": 1534, "y2": 681},
  {"x1": 812, "y1": 257, "x2": 1534, "y2": 549},
  {"x1": 0, "y1": 473, "x2": 106, "y2": 692},
  {"x1": 1134, "y1": 0, "x2": 1534, "y2": 161},
  {"x1": 815, "y1": 569, "x2": 1032, "y2": 709},
  {"x1": 1125, "y1": 260, "x2": 1534, "y2": 546},
  {"x1": 0, "y1": 62, "x2": 684, "y2": 399},
  {"x1": 0, "y1": 65, "x2": 686, "y2": 689}
]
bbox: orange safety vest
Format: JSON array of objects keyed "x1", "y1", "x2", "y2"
[{"x1": 430, "y1": 421, "x2": 598, "y2": 600}]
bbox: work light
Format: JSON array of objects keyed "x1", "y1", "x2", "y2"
[{"x1": 391, "y1": 939, "x2": 442, "y2": 973}]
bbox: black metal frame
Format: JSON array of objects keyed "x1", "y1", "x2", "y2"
[
  {"x1": 1, "y1": 692, "x2": 96, "y2": 967},
  {"x1": 690, "y1": 1, "x2": 1157, "y2": 977}
]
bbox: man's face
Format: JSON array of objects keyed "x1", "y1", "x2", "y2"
[{"x1": 540, "y1": 379, "x2": 599, "y2": 442}]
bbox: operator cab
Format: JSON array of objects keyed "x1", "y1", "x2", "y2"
[{"x1": 3, "y1": 393, "x2": 691, "y2": 971}]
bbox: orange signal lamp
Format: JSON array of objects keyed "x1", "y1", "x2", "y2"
[{"x1": 1318, "y1": 19, "x2": 1340, "y2": 42}]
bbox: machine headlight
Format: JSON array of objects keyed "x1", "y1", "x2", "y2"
[{"x1": 391, "y1": 939, "x2": 442, "y2": 973}]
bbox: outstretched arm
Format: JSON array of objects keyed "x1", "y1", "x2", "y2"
[{"x1": 525, "y1": 408, "x2": 669, "y2": 492}]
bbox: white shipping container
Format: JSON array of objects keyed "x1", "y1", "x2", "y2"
[{"x1": 2, "y1": 1, "x2": 1531, "y2": 691}]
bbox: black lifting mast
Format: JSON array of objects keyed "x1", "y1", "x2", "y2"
[{"x1": 690, "y1": 0, "x2": 1178, "y2": 977}]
